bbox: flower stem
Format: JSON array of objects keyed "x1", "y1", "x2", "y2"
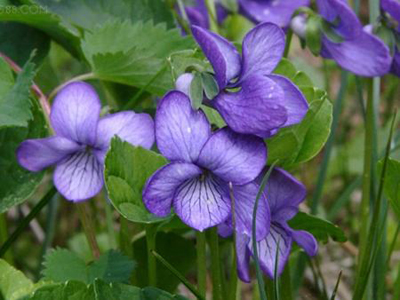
[
  {"x1": 228, "y1": 247, "x2": 238, "y2": 300},
  {"x1": 207, "y1": 227, "x2": 224, "y2": 300},
  {"x1": 205, "y1": 0, "x2": 219, "y2": 33},
  {"x1": 103, "y1": 197, "x2": 117, "y2": 249},
  {"x1": 48, "y1": 72, "x2": 96, "y2": 101},
  {"x1": 76, "y1": 202, "x2": 100, "y2": 260},
  {"x1": 310, "y1": 70, "x2": 349, "y2": 214},
  {"x1": 0, "y1": 214, "x2": 13, "y2": 263},
  {"x1": 196, "y1": 231, "x2": 207, "y2": 298},
  {"x1": 0, "y1": 187, "x2": 57, "y2": 258},
  {"x1": 283, "y1": 29, "x2": 293, "y2": 58},
  {"x1": 146, "y1": 224, "x2": 158, "y2": 286}
]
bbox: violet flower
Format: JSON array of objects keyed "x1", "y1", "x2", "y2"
[
  {"x1": 143, "y1": 91, "x2": 270, "y2": 235},
  {"x1": 177, "y1": 22, "x2": 308, "y2": 138},
  {"x1": 238, "y1": 0, "x2": 310, "y2": 28},
  {"x1": 219, "y1": 167, "x2": 317, "y2": 281},
  {"x1": 17, "y1": 82, "x2": 155, "y2": 201},
  {"x1": 292, "y1": 0, "x2": 392, "y2": 76},
  {"x1": 381, "y1": 0, "x2": 400, "y2": 76},
  {"x1": 181, "y1": 0, "x2": 227, "y2": 29}
]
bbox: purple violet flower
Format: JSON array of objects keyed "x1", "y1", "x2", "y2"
[
  {"x1": 219, "y1": 167, "x2": 318, "y2": 281},
  {"x1": 381, "y1": 0, "x2": 400, "y2": 77},
  {"x1": 142, "y1": 91, "x2": 270, "y2": 234},
  {"x1": 177, "y1": 22, "x2": 308, "y2": 138},
  {"x1": 291, "y1": 0, "x2": 392, "y2": 77},
  {"x1": 238, "y1": 0, "x2": 310, "y2": 28},
  {"x1": 17, "y1": 82, "x2": 155, "y2": 201},
  {"x1": 181, "y1": 0, "x2": 227, "y2": 29}
]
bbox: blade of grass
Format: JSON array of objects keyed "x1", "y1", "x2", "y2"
[
  {"x1": 0, "y1": 187, "x2": 57, "y2": 257},
  {"x1": 196, "y1": 231, "x2": 207, "y2": 298},
  {"x1": 145, "y1": 224, "x2": 158, "y2": 286},
  {"x1": 353, "y1": 111, "x2": 397, "y2": 299},
  {"x1": 274, "y1": 239, "x2": 281, "y2": 300},
  {"x1": 207, "y1": 227, "x2": 224, "y2": 300},
  {"x1": 151, "y1": 250, "x2": 205, "y2": 300},
  {"x1": 253, "y1": 161, "x2": 278, "y2": 300},
  {"x1": 280, "y1": 262, "x2": 293, "y2": 300},
  {"x1": 330, "y1": 270, "x2": 342, "y2": 300},
  {"x1": 386, "y1": 222, "x2": 400, "y2": 267}
]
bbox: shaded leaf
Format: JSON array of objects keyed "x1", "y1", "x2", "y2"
[
  {"x1": 201, "y1": 72, "x2": 219, "y2": 100},
  {"x1": 0, "y1": 259, "x2": 34, "y2": 300},
  {"x1": 189, "y1": 72, "x2": 203, "y2": 110},
  {"x1": 104, "y1": 137, "x2": 168, "y2": 223},
  {"x1": 378, "y1": 157, "x2": 400, "y2": 219}
]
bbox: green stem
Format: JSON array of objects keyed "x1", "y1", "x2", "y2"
[
  {"x1": 228, "y1": 246, "x2": 238, "y2": 300},
  {"x1": 0, "y1": 214, "x2": 13, "y2": 263},
  {"x1": 146, "y1": 224, "x2": 158, "y2": 286},
  {"x1": 77, "y1": 202, "x2": 100, "y2": 259},
  {"x1": 310, "y1": 70, "x2": 348, "y2": 213},
  {"x1": 205, "y1": 0, "x2": 219, "y2": 33},
  {"x1": 280, "y1": 264, "x2": 293, "y2": 300},
  {"x1": 104, "y1": 197, "x2": 117, "y2": 249},
  {"x1": 207, "y1": 227, "x2": 223, "y2": 300},
  {"x1": 283, "y1": 29, "x2": 293, "y2": 58},
  {"x1": 0, "y1": 187, "x2": 57, "y2": 257},
  {"x1": 386, "y1": 222, "x2": 400, "y2": 267},
  {"x1": 48, "y1": 72, "x2": 96, "y2": 101},
  {"x1": 196, "y1": 231, "x2": 207, "y2": 298}
]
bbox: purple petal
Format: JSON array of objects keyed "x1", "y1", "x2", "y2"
[
  {"x1": 175, "y1": 73, "x2": 194, "y2": 96},
  {"x1": 381, "y1": 0, "x2": 400, "y2": 24},
  {"x1": 251, "y1": 223, "x2": 292, "y2": 279},
  {"x1": 218, "y1": 222, "x2": 233, "y2": 238},
  {"x1": 213, "y1": 75, "x2": 287, "y2": 137},
  {"x1": 94, "y1": 111, "x2": 155, "y2": 164},
  {"x1": 233, "y1": 182, "x2": 270, "y2": 241},
  {"x1": 50, "y1": 82, "x2": 101, "y2": 145},
  {"x1": 267, "y1": 75, "x2": 308, "y2": 127},
  {"x1": 391, "y1": 51, "x2": 400, "y2": 77},
  {"x1": 186, "y1": 8, "x2": 209, "y2": 29},
  {"x1": 197, "y1": 127, "x2": 267, "y2": 185},
  {"x1": 174, "y1": 174, "x2": 231, "y2": 231},
  {"x1": 53, "y1": 150, "x2": 103, "y2": 201},
  {"x1": 240, "y1": 22, "x2": 285, "y2": 81},
  {"x1": 261, "y1": 168, "x2": 306, "y2": 221},
  {"x1": 236, "y1": 233, "x2": 251, "y2": 283},
  {"x1": 239, "y1": 0, "x2": 310, "y2": 27},
  {"x1": 291, "y1": 229, "x2": 318, "y2": 256},
  {"x1": 317, "y1": 0, "x2": 361, "y2": 39},
  {"x1": 191, "y1": 25, "x2": 241, "y2": 89},
  {"x1": 155, "y1": 91, "x2": 211, "y2": 162},
  {"x1": 17, "y1": 136, "x2": 82, "y2": 172},
  {"x1": 321, "y1": 29, "x2": 392, "y2": 77},
  {"x1": 143, "y1": 162, "x2": 202, "y2": 217}
]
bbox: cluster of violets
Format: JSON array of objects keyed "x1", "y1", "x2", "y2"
[{"x1": 17, "y1": 0, "x2": 398, "y2": 283}]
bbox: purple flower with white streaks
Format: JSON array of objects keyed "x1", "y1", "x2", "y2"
[
  {"x1": 17, "y1": 82, "x2": 155, "y2": 201},
  {"x1": 142, "y1": 91, "x2": 270, "y2": 234},
  {"x1": 381, "y1": 0, "x2": 400, "y2": 77},
  {"x1": 239, "y1": 0, "x2": 310, "y2": 27},
  {"x1": 177, "y1": 22, "x2": 308, "y2": 138},
  {"x1": 292, "y1": 0, "x2": 392, "y2": 76},
  {"x1": 219, "y1": 167, "x2": 318, "y2": 281}
]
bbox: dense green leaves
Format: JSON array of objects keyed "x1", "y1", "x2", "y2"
[
  {"x1": 0, "y1": 58, "x2": 36, "y2": 128},
  {"x1": 81, "y1": 21, "x2": 194, "y2": 96},
  {"x1": 378, "y1": 158, "x2": 400, "y2": 219},
  {"x1": 104, "y1": 137, "x2": 168, "y2": 223},
  {"x1": 42, "y1": 248, "x2": 135, "y2": 284},
  {"x1": 289, "y1": 212, "x2": 347, "y2": 243},
  {"x1": 268, "y1": 59, "x2": 333, "y2": 169},
  {"x1": 0, "y1": 259, "x2": 34, "y2": 300}
]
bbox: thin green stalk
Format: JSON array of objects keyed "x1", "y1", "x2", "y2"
[
  {"x1": 48, "y1": 73, "x2": 96, "y2": 101},
  {"x1": 77, "y1": 202, "x2": 100, "y2": 259},
  {"x1": 330, "y1": 271, "x2": 342, "y2": 300},
  {"x1": 104, "y1": 198, "x2": 117, "y2": 249},
  {"x1": 353, "y1": 112, "x2": 397, "y2": 299},
  {"x1": 205, "y1": 0, "x2": 219, "y2": 33},
  {"x1": 0, "y1": 214, "x2": 12, "y2": 263},
  {"x1": 310, "y1": 71, "x2": 349, "y2": 213},
  {"x1": 146, "y1": 224, "x2": 158, "y2": 286},
  {"x1": 283, "y1": 29, "x2": 293, "y2": 58},
  {"x1": 228, "y1": 246, "x2": 238, "y2": 300},
  {"x1": 0, "y1": 187, "x2": 57, "y2": 257},
  {"x1": 151, "y1": 250, "x2": 205, "y2": 300},
  {"x1": 207, "y1": 227, "x2": 223, "y2": 300},
  {"x1": 386, "y1": 222, "x2": 400, "y2": 267},
  {"x1": 265, "y1": 279, "x2": 274, "y2": 300},
  {"x1": 119, "y1": 217, "x2": 133, "y2": 257},
  {"x1": 196, "y1": 231, "x2": 207, "y2": 298},
  {"x1": 273, "y1": 239, "x2": 281, "y2": 300},
  {"x1": 253, "y1": 161, "x2": 278, "y2": 300},
  {"x1": 280, "y1": 263, "x2": 293, "y2": 300}
]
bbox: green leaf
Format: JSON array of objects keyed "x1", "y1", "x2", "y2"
[
  {"x1": 0, "y1": 58, "x2": 36, "y2": 129},
  {"x1": 0, "y1": 259, "x2": 34, "y2": 300},
  {"x1": 42, "y1": 248, "x2": 135, "y2": 284},
  {"x1": 34, "y1": 0, "x2": 175, "y2": 31},
  {"x1": 378, "y1": 158, "x2": 400, "y2": 219},
  {"x1": 0, "y1": 99, "x2": 47, "y2": 214},
  {"x1": 201, "y1": 72, "x2": 219, "y2": 100},
  {"x1": 189, "y1": 72, "x2": 203, "y2": 110},
  {"x1": 0, "y1": 22, "x2": 50, "y2": 66},
  {"x1": 321, "y1": 20, "x2": 344, "y2": 44},
  {"x1": 305, "y1": 15, "x2": 322, "y2": 56},
  {"x1": 288, "y1": 212, "x2": 347, "y2": 243},
  {"x1": 201, "y1": 106, "x2": 226, "y2": 128},
  {"x1": 0, "y1": 4, "x2": 81, "y2": 58},
  {"x1": 167, "y1": 49, "x2": 210, "y2": 82},
  {"x1": 267, "y1": 88, "x2": 333, "y2": 169},
  {"x1": 133, "y1": 232, "x2": 196, "y2": 293},
  {"x1": 273, "y1": 58, "x2": 297, "y2": 78},
  {"x1": 104, "y1": 137, "x2": 168, "y2": 223},
  {"x1": 0, "y1": 57, "x2": 14, "y2": 96},
  {"x1": 82, "y1": 21, "x2": 194, "y2": 96}
]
